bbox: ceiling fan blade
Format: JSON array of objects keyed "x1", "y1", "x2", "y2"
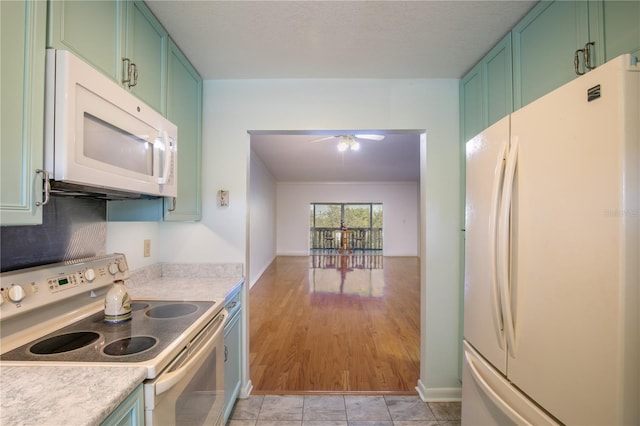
[
  {"x1": 308, "y1": 136, "x2": 337, "y2": 143},
  {"x1": 354, "y1": 134, "x2": 385, "y2": 141}
]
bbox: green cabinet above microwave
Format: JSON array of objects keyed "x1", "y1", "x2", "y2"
[{"x1": 48, "y1": 0, "x2": 168, "y2": 114}]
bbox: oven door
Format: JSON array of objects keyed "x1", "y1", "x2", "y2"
[{"x1": 144, "y1": 310, "x2": 227, "y2": 426}]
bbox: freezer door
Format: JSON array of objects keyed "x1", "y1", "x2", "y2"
[
  {"x1": 508, "y1": 54, "x2": 639, "y2": 425},
  {"x1": 464, "y1": 116, "x2": 510, "y2": 375},
  {"x1": 461, "y1": 341, "x2": 558, "y2": 426}
]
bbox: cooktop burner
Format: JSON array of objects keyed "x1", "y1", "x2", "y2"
[
  {"x1": 30, "y1": 332, "x2": 100, "y2": 355},
  {"x1": 146, "y1": 303, "x2": 198, "y2": 319},
  {"x1": 0, "y1": 300, "x2": 216, "y2": 364},
  {"x1": 103, "y1": 336, "x2": 157, "y2": 356}
]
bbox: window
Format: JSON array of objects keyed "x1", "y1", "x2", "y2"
[{"x1": 309, "y1": 203, "x2": 383, "y2": 251}]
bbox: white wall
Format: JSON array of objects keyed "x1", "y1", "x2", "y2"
[
  {"x1": 107, "y1": 222, "x2": 160, "y2": 269},
  {"x1": 276, "y1": 182, "x2": 419, "y2": 256},
  {"x1": 107, "y1": 78, "x2": 461, "y2": 400},
  {"x1": 249, "y1": 151, "x2": 277, "y2": 287}
]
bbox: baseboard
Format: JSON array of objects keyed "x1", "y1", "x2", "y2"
[
  {"x1": 239, "y1": 380, "x2": 254, "y2": 399},
  {"x1": 250, "y1": 257, "x2": 275, "y2": 288},
  {"x1": 415, "y1": 380, "x2": 462, "y2": 402},
  {"x1": 276, "y1": 251, "x2": 309, "y2": 256}
]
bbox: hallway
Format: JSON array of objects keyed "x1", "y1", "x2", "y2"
[{"x1": 249, "y1": 255, "x2": 420, "y2": 393}]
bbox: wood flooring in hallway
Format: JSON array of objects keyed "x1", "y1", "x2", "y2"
[{"x1": 249, "y1": 255, "x2": 420, "y2": 393}]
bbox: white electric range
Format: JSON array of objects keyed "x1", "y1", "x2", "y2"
[{"x1": 0, "y1": 254, "x2": 227, "y2": 426}]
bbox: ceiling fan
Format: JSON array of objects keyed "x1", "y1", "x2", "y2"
[{"x1": 310, "y1": 134, "x2": 385, "y2": 152}]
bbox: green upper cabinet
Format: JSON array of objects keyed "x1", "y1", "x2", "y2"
[
  {"x1": 460, "y1": 63, "x2": 483, "y2": 144},
  {"x1": 512, "y1": 0, "x2": 639, "y2": 110},
  {"x1": 107, "y1": 39, "x2": 203, "y2": 222},
  {"x1": 460, "y1": 33, "x2": 513, "y2": 143},
  {"x1": 124, "y1": 1, "x2": 168, "y2": 113},
  {"x1": 47, "y1": 0, "x2": 125, "y2": 82},
  {"x1": 164, "y1": 39, "x2": 203, "y2": 222},
  {"x1": 513, "y1": 1, "x2": 590, "y2": 109},
  {"x1": 597, "y1": 0, "x2": 640, "y2": 61},
  {"x1": 48, "y1": 0, "x2": 167, "y2": 113},
  {"x1": 484, "y1": 35, "x2": 513, "y2": 128},
  {"x1": 1, "y1": 0, "x2": 47, "y2": 225}
]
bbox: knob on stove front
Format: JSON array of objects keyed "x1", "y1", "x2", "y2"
[
  {"x1": 8, "y1": 285, "x2": 26, "y2": 303},
  {"x1": 108, "y1": 263, "x2": 119, "y2": 275},
  {"x1": 108, "y1": 262, "x2": 127, "y2": 275},
  {"x1": 84, "y1": 268, "x2": 96, "y2": 282}
]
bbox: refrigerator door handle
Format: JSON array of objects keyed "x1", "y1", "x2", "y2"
[
  {"x1": 498, "y1": 137, "x2": 519, "y2": 357},
  {"x1": 489, "y1": 139, "x2": 508, "y2": 347}
]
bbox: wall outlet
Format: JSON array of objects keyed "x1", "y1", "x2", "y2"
[{"x1": 144, "y1": 239, "x2": 151, "y2": 257}]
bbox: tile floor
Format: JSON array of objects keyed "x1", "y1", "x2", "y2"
[{"x1": 228, "y1": 394, "x2": 461, "y2": 426}]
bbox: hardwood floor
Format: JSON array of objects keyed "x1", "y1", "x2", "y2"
[{"x1": 249, "y1": 255, "x2": 420, "y2": 394}]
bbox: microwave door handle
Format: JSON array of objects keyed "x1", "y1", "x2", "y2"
[{"x1": 158, "y1": 130, "x2": 172, "y2": 185}]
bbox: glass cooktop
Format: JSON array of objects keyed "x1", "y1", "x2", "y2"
[{"x1": 0, "y1": 300, "x2": 217, "y2": 364}]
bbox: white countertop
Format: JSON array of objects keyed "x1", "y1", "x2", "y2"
[
  {"x1": 126, "y1": 276, "x2": 243, "y2": 301},
  {"x1": 0, "y1": 366, "x2": 147, "y2": 426},
  {"x1": 0, "y1": 270, "x2": 244, "y2": 426}
]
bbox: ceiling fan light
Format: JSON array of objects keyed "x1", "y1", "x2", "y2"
[
  {"x1": 337, "y1": 140, "x2": 349, "y2": 152},
  {"x1": 351, "y1": 141, "x2": 360, "y2": 151}
]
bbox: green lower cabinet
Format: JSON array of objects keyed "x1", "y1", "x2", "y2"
[
  {"x1": 101, "y1": 384, "x2": 144, "y2": 426},
  {"x1": 0, "y1": 0, "x2": 46, "y2": 226},
  {"x1": 223, "y1": 303, "x2": 242, "y2": 424}
]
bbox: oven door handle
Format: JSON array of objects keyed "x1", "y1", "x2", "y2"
[{"x1": 155, "y1": 311, "x2": 227, "y2": 396}]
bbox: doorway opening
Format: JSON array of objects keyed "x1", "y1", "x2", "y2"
[{"x1": 247, "y1": 129, "x2": 425, "y2": 394}]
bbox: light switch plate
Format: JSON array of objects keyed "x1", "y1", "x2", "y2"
[{"x1": 217, "y1": 190, "x2": 229, "y2": 206}]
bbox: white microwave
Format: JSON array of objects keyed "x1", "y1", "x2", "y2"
[{"x1": 45, "y1": 49, "x2": 177, "y2": 199}]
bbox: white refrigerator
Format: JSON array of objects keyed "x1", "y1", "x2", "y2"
[{"x1": 462, "y1": 54, "x2": 639, "y2": 425}]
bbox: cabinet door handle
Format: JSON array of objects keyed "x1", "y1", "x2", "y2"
[
  {"x1": 584, "y1": 42, "x2": 596, "y2": 71},
  {"x1": 130, "y1": 63, "x2": 138, "y2": 88},
  {"x1": 121, "y1": 58, "x2": 138, "y2": 88},
  {"x1": 224, "y1": 345, "x2": 228, "y2": 362},
  {"x1": 122, "y1": 57, "x2": 132, "y2": 86},
  {"x1": 168, "y1": 197, "x2": 177, "y2": 212},
  {"x1": 35, "y1": 169, "x2": 50, "y2": 207},
  {"x1": 574, "y1": 49, "x2": 585, "y2": 75}
]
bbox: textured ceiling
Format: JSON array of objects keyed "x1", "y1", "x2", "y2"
[
  {"x1": 146, "y1": 0, "x2": 538, "y2": 79},
  {"x1": 145, "y1": 0, "x2": 538, "y2": 182}
]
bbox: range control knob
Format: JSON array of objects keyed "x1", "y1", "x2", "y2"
[
  {"x1": 108, "y1": 263, "x2": 119, "y2": 275},
  {"x1": 117, "y1": 261, "x2": 127, "y2": 273},
  {"x1": 8, "y1": 285, "x2": 26, "y2": 303},
  {"x1": 84, "y1": 268, "x2": 96, "y2": 282}
]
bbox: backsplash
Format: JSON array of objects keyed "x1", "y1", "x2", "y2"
[
  {"x1": 0, "y1": 196, "x2": 106, "y2": 272},
  {"x1": 127, "y1": 262, "x2": 244, "y2": 286}
]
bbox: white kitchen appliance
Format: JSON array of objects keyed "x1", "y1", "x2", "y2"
[
  {"x1": 462, "y1": 53, "x2": 639, "y2": 425},
  {"x1": 0, "y1": 254, "x2": 226, "y2": 426},
  {"x1": 44, "y1": 49, "x2": 177, "y2": 199}
]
